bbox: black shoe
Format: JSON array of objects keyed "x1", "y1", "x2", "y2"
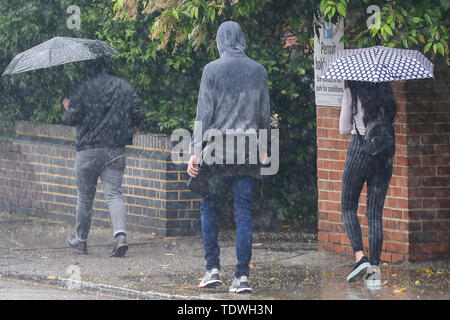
[
  {"x1": 66, "y1": 235, "x2": 87, "y2": 254},
  {"x1": 110, "y1": 237, "x2": 128, "y2": 257},
  {"x1": 346, "y1": 256, "x2": 370, "y2": 282}
]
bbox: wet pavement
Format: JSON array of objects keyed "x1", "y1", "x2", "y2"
[
  {"x1": 0, "y1": 277, "x2": 120, "y2": 300},
  {"x1": 0, "y1": 212, "x2": 448, "y2": 300}
]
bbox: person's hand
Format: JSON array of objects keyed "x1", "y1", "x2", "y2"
[
  {"x1": 62, "y1": 97, "x2": 70, "y2": 110},
  {"x1": 187, "y1": 155, "x2": 201, "y2": 178}
]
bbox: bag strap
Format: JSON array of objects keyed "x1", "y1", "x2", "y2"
[{"x1": 352, "y1": 115, "x2": 364, "y2": 144}]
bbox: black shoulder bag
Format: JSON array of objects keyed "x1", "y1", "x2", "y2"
[
  {"x1": 186, "y1": 158, "x2": 214, "y2": 198},
  {"x1": 353, "y1": 117, "x2": 395, "y2": 158}
]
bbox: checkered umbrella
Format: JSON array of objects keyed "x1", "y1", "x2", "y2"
[
  {"x1": 2, "y1": 37, "x2": 119, "y2": 76},
  {"x1": 320, "y1": 46, "x2": 434, "y2": 82}
]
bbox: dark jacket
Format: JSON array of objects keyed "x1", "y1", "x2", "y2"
[
  {"x1": 190, "y1": 21, "x2": 271, "y2": 177},
  {"x1": 64, "y1": 73, "x2": 145, "y2": 151}
]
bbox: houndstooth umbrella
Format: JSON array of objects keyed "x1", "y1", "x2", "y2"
[
  {"x1": 320, "y1": 45, "x2": 434, "y2": 82},
  {"x1": 2, "y1": 37, "x2": 119, "y2": 76}
]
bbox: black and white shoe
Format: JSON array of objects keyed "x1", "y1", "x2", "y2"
[
  {"x1": 198, "y1": 268, "x2": 222, "y2": 288},
  {"x1": 346, "y1": 256, "x2": 370, "y2": 282},
  {"x1": 110, "y1": 236, "x2": 128, "y2": 257},
  {"x1": 364, "y1": 265, "x2": 381, "y2": 289},
  {"x1": 229, "y1": 275, "x2": 252, "y2": 294}
]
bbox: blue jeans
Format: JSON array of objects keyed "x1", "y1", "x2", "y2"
[{"x1": 200, "y1": 176, "x2": 255, "y2": 278}]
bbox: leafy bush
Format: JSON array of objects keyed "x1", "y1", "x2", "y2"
[{"x1": 1, "y1": 0, "x2": 321, "y2": 224}]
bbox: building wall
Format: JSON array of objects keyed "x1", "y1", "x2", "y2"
[
  {"x1": 317, "y1": 62, "x2": 450, "y2": 262},
  {"x1": 0, "y1": 121, "x2": 201, "y2": 237}
]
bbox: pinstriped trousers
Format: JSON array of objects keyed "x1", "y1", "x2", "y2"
[{"x1": 341, "y1": 135, "x2": 393, "y2": 266}]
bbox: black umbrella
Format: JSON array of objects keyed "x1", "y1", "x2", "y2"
[{"x1": 2, "y1": 37, "x2": 119, "y2": 76}]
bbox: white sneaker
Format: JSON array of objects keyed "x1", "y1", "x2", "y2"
[
  {"x1": 229, "y1": 275, "x2": 252, "y2": 294},
  {"x1": 198, "y1": 268, "x2": 222, "y2": 288},
  {"x1": 364, "y1": 265, "x2": 381, "y2": 289}
]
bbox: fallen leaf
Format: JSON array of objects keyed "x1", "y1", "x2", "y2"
[
  {"x1": 165, "y1": 253, "x2": 175, "y2": 256},
  {"x1": 299, "y1": 262, "x2": 305, "y2": 265},
  {"x1": 249, "y1": 264, "x2": 255, "y2": 269},
  {"x1": 382, "y1": 262, "x2": 388, "y2": 266},
  {"x1": 391, "y1": 274, "x2": 398, "y2": 277},
  {"x1": 160, "y1": 264, "x2": 170, "y2": 268},
  {"x1": 382, "y1": 280, "x2": 388, "y2": 286},
  {"x1": 180, "y1": 286, "x2": 190, "y2": 289},
  {"x1": 253, "y1": 243, "x2": 263, "y2": 247},
  {"x1": 415, "y1": 280, "x2": 420, "y2": 285},
  {"x1": 150, "y1": 233, "x2": 157, "y2": 237},
  {"x1": 161, "y1": 284, "x2": 173, "y2": 287},
  {"x1": 393, "y1": 287, "x2": 406, "y2": 294},
  {"x1": 46, "y1": 276, "x2": 56, "y2": 280},
  {"x1": 416, "y1": 268, "x2": 432, "y2": 274},
  {"x1": 281, "y1": 225, "x2": 290, "y2": 229},
  {"x1": 269, "y1": 277, "x2": 276, "y2": 281},
  {"x1": 304, "y1": 278, "x2": 310, "y2": 282},
  {"x1": 325, "y1": 271, "x2": 333, "y2": 277}
]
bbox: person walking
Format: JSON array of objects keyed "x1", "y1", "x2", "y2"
[
  {"x1": 187, "y1": 21, "x2": 271, "y2": 294},
  {"x1": 62, "y1": 58, "x2": 145, "y2": 257},
  {"x1": 339, "y1": 80, "x2": 397, "y2": 285}
]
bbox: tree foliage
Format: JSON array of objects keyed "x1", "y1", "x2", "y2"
[
  {"x1": 319, "y1": 0, "x2": 449, "y2": 59},
  {"x1": 112, "y1": 0, "x2": 320, "y2": 222},
  {"x1": 1, "y1": 0, "x2": 320, "y2": 223}
]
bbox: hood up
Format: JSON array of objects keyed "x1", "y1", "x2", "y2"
[{"x1": 216, "y1": 21, "x2": 247, "y2": 58}]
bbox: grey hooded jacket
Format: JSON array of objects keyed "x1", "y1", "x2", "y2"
[{"x1": 190, "y1": 21, "x2": 271, "y2": 176}]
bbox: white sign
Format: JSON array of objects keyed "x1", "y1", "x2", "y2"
[{"x1": 314, "y1": 19, "x2": 345, "y2": 107}]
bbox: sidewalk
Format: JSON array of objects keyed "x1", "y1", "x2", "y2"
[{"x1": 0, "y1": 212, "x2": 448, "y2": 300}]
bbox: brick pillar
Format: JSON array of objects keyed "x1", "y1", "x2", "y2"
[{"x1": 317, "y1": 62, "x2": 450, "y2": 262}]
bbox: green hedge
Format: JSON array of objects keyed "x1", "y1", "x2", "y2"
[{"x1": 0, "y1": 0, "x2": 319, "y2": 224}]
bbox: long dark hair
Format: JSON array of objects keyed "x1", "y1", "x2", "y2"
[{"x1": 346, "y1": 81, "x2": 397, "y2": 126}]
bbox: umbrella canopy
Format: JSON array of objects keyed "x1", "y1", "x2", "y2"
[
  {"x1": 320, "y1": 46, "x2": 434, "y2": 82},
  {"x1": 2, "y1": 37, "x2": 119, "y2": 76}
]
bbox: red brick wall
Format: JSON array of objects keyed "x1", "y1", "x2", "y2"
[
  {"x1": 317, "y1": 62, "x2": 450, "y2": 262},
  {"x1": 396, "y1": 63, "x2": 450, "y2": 261}
]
